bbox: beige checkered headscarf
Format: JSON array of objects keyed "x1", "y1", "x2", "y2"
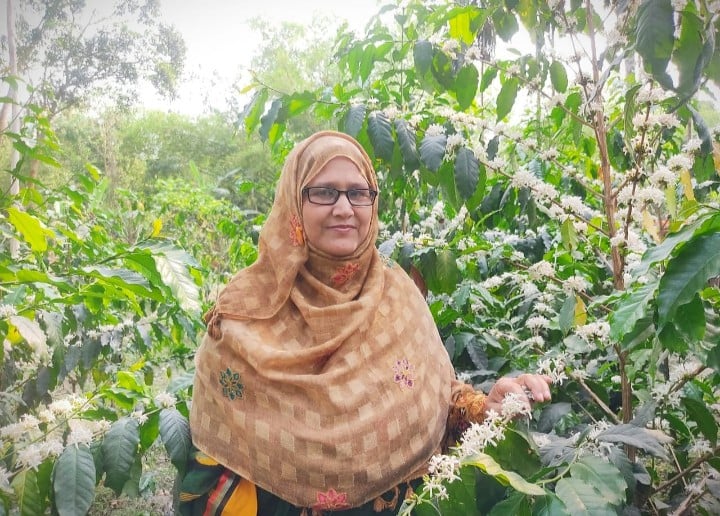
[{"x1": 190, "y1": 131, "x2": 456, "y2": 510}]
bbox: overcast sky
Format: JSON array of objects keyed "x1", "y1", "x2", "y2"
[{"x1": 144, "y1": 0, "x2": 382, "y2": 115}]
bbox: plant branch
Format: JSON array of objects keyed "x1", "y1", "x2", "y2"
[
  {"x1": 653, "y1": 444, "x2": 720, "y2": 494},
  {"x1": 570, "y1": 371, "x2": 620, "y2": 424}
]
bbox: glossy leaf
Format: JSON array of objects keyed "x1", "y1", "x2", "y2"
[
  {"x1": 259, "y1": 99, "x2": 282, "y2": 142},
  {"x1": 394, "y1": 118, "x2": 420, "y2": 170},
  {"x1": 463, "y1": 453, "x2": 544, "y2": 495},
  {"x1": 635, "y1": 212, "x2": 720, "y2": 276},
  {"x1": 572, "y1": 456, "x2": 627, "y2": 507},
  {"x1": 448, "y1": 8, "x2": 477, "y2": 45},
  {"x1": 635, "y1": 0, "x2": 675, "y2": 88},
  {"x1": 455, "y1": 64, "x2": 479, "y2": 110},
  {"x1": 434, "y1": 249, "x2": 461, "y2": 294},
  {"x1": 555, "y1": 477, "x2": 616, "y2": 516},
  {"x1": 674, "y1": 293, "x2": 706, "y2": 342},
  {"x1": 596, "y1": 423, "x2": 671, "y2": 460},
  {"x1": 53, "y1": 444, "x2": 96, "y2": 516},
  {"x1": 11, "y1": 469, "x2": 42, "y2": 516},
  {"x1": 367, "y1": 111, "x2": 394, "y2": 162},
  {"x1": 420, "y1": 134, "x2": 447, "y2": 172},
  {"x1": 549, "y1": 61, "x2": 568, "y2": 92},
  {"x1": 9, "y1": 315, "x2": 46, "y2": 350},
  {"x1": 159, "y1": 408, "x2": 192, "y2": 470},
  {"x1": 413, "y1": 40, "x2": 433, "y2": 75},
  {"x1": 455, "y1": 147, "x2": 480, "y2": 200},
  {"x1": 102, "y1": 418, "x2": 140, "y2": 495},
  {"x1": 657, "y1": 232, "x2": 720, "y2": 325},
  {"x1": 672, "y1": 2, "x2": 708, "y2": 96},
  {"x1": 6, "y1": 207, "x2": 54, "y2": 253},
  {"x1": 609, "y1": 281, "x2": 657, "y2": 342},
  {"x1": 682, "y1": 397, "x2": 718, "y2": 445},
  {"x1": 343, "y1": 103, "x2": 366, "y2": 137},
  {"x1": 496, "y1": 77, "x2": 519, "y2": 121},
  {"x1": 150, "y1": 245, "x2": 202, "y2": 314},
  {"x1": 240, "y1": 88, "x2": 268, "y2": 135}
]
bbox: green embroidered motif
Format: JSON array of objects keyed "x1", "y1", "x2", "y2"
[{"x1": 219, "y1": 368, "x2": 244, "y2": 400}]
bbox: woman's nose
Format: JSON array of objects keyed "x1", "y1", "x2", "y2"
[{"x1": 332, "y1": 193, "x2": 355, "y2": 214}]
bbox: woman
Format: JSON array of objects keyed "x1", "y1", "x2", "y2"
[{"x1": 181, "y1": 131, "x2": 551, "y2": 515}]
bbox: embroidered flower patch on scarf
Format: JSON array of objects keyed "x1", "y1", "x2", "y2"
[
  {"x1": 331, "y1": 262, "x2": 360, "y2": 286},
  {"x1": 393, "y1": 358, "x2": 415, "y2": 389},
  {"x1": 312, "y1": 488, "x2": 350, "y2": 510},
  {"x1": 289, "y1": 214, "x2": 304, "y2": 246},
  {"x1": 219, "y1": 368, "x2": 244, "y2": 400}
]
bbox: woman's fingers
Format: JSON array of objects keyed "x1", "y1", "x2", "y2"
[{"x1": 517, "y1": 374, "x2": 552, "y2": 403}]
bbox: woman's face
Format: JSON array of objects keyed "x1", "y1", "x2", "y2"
[{"x1": 301, "y1": 157, "x2": 374, "y2": 258}]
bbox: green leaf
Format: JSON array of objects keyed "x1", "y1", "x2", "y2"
[
  {"x1": 558, "y1": 295, "x2": 575, "y2": 335},
  {"x1": 9, "y1": 315, "x2": 47, "y2": 351},
  {"x1": 434, "y1": 249, "x2": 461, "y2": 294},
  {"x1": 53, "y1": 444, "x2": 96, "y2": 516},
  {"x1": 455, "y1": 147, "x2": 480, "y2": 200},
  {"x1": 455, "y1": 64, "x2": 479, "y2": 110},
  {"x1": 449, "y1": 8, "x2": 477, "y2": 45},
  {"x1": 683, "y1": 397, "x2": 718, "y2": 445},
  {"x1": 101, "y1": 418, "x2": 140, "y2": 495},
  {"x1": 6, "y1": 207, "x2": 54, "y2": 253},
  {"x1": 532, "y1": 494, "x2": 570, "y2": 516},
  {"x1": 573, "y1": 456, "x2": 627, "y2": 507},
  {"x1": 486, "y1": 428, "x2": 541, "y2": 479},
  {"x1": 635, "y1": 0, "x2": 675, "y2": 88},
  {"x1": 560, "y1": 219, "x2": 579, "y2": 251},
  {"x1": 496, "y1": 77, "x2": 519, "y2": 121},
  {"x1": 549, "y1": 61, "x2": 568, "y2": 92},
  {"x1": 609, "y1": 281, "x2": 658, "y2": 342},
  {"x1": 367, "y1": 111, "x2": 394, "y2": 162},
  {"x1": 239, "y1": 88, "x2": 267, "y2": 135},
  {"x1": 420, "y1": 134, "x2": 447, "y2": 172},
  {"x1": 674, "y1": 293, "x2": 706, "y2": 342},
  {"x1": 11, "y1": 468, "x2": 42, "y2": 516},
  {"x1": 596, "y1": 423, "x2": 671, "y2": 460},
  {"x1": 493, "y1": 8, "x2": 519, "y2": 41},
  {"x1": 431, "y1": 50, "x2": 455, "y2": 89},
  {"x1": 394, "y1": 118, "x2": 420, "y2": 170},
  {"x1": 636, "y1": 212, "x2": 720, "y2": 276},
  {"x1": 285, "y1": 91, "x2": 315, "y2": 117},
  {"x1": 657, "y1": 233, "x2": 720, "y2": 325},
  {"x1": 463, "y1": 453, "x2": 545, "y2": 495},
  {"x1": 672, "y1": 3, "x2": 706, "y2": 96},
  {"x1": 413, "y1": 40, "x2": 433, "y2": 75},
  {"x1": 149, "y1": 245, "x2": 201, "y2": 314},
  {"x1": 259, "y1": 98, "x2": 281, "y2": 142},
  {"x1": 343, "y1": 103, "x2": 366, "y2": 137},
  {"x1": 554, "y1": 477, "x2": 616, "y2": 516},
  {"x1": 480, "y1": 67, "x2": 498, "y2": 92},
  {"x1": 159, "y1": 408, "x2": 192, "y2": 470},
  {"x1": 83, "y1": 266, "x2": 158, "y2": 299},
  {"x1": 488, "y1": 492, "x2": 531, "y2": 516}
]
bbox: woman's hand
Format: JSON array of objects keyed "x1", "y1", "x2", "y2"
[{"x1": 485, "y1": 374, "x2": 552, "y2": 416}]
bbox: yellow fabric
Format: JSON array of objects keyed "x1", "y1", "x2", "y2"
[
  {"x1": 220, "y1": 478, "x2": 257, "y2": 516},
  {"x1": 190, "y1": 131, "x2": 457, "y2": 509}
]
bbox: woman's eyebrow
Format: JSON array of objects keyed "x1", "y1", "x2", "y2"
[{"x1": 307, "y1": 181, "x2": 370, "y2": 188}]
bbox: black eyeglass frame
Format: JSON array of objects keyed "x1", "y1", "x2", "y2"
[{"x1": 302, "y1": 186, "x2": 378, "y2": 206}]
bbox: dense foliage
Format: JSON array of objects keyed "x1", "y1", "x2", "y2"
[
  {"x1": 241, "y1": 0, "x2": 720, "y2": 513},
  {"x1": 1, "y1": 0, "x2": 719, "y2": 514}
]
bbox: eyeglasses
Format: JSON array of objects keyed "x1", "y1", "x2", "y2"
[{"x1": 302, "y1": 187, "x2": 378, "y2": 206}]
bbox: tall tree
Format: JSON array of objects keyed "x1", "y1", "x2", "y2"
[{"x1": 1, "y1": 0, "x2": 186, "y2": 179}]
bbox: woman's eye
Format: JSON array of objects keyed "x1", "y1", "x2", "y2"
[{"x1": 316, "y1": 188, "x2": 336, "y2": 199}]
